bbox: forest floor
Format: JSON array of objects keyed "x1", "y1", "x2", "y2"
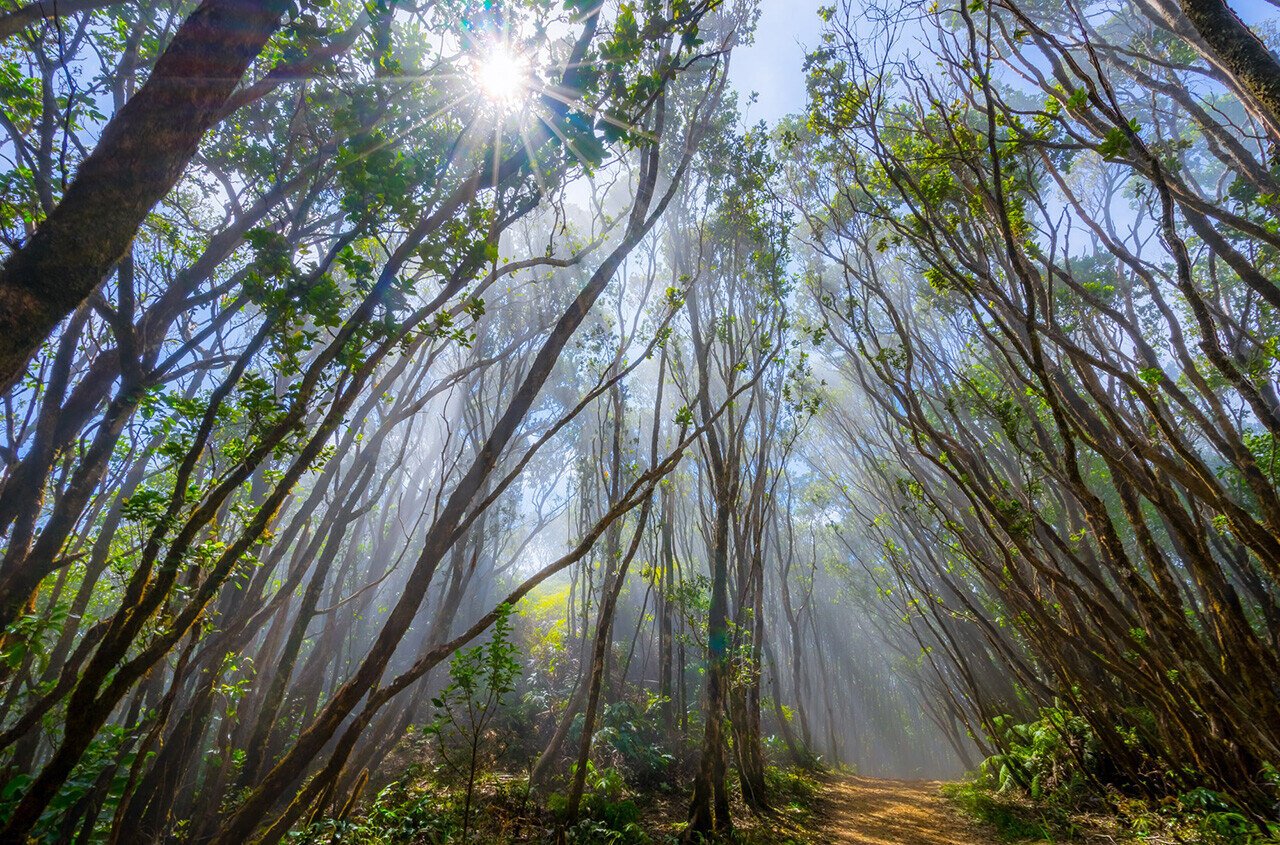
[
  {"x1": 812, "y1": 775, "x2": 1196, "y2": 845},
  {"x1": 815, "y1": 775, "x2": 984, "y2": 845}
]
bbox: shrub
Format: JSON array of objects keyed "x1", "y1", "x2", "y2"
[
  {"x1": 425, "y1": 604, "x2": 521, "y2": 842},
  {"x1": 982, "y1": 707, "x2": 1097, "y2": 803},
  {"x1": 942, "y1": 781, "x2": 1057, "y2": 842},
  {"x1": 550, "y1": 764, "x2": 647, "y2": 845},
  {"x1": 288, "y1": 781, "x2": 454, "y2": 845},
  {"x1": 956, "y1": 708, "x2": 1280, "y2": 845},
  {"x1": 593, "y1": 694, "x2": 675, "y2": 789}
]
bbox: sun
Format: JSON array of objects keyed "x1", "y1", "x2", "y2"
[{"x1": 475, "y1": 48, "x2": 529, "y2": 106}]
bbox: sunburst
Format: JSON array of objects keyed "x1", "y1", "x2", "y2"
[{"x1": 473, "y1": 47, "x2": 531, "y2": 108}]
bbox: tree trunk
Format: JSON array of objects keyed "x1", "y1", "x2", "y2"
[
  {"x1": 0, "y1": 0, "x2": 290, "y2": 387},
  {"x1": 1177, "y1": 0, "x2": 1280, "y2": 140},
  {"x1": 684, "y1": 492, "x2": 733, "y2": 839}
]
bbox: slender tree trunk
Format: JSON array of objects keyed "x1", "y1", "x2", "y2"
[
  {"x1": 658, "y1": 485, "x2": 676, "y2": 736},
  {"x1": 685, "y1": 490, "x2": 733, "y2": 839},
  {"x1": 567, "y1": 501, "x2": 653, "y2": 820}
]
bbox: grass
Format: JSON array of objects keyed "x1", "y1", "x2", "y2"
[
  {"x1": 943, "y1": 780, "x2": 1280, "y2": 845},
  {"x1": 941, "y1": 781, "x2": 1060, "y2": 842}
]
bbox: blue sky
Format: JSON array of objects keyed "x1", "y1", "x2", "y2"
[
  {"x1": 724, "y1": 0, "x2": 1276, "y2": 125},
  {"x1": 728, "y1": 0, "x2": 828, "y2": 125}
]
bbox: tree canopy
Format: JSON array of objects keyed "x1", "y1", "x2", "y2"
[{"x1": 0, "y1": 0, "x2": 1278, "y2": 842}]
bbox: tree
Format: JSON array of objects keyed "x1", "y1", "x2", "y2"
[
  {"x1": 0, "y1": 0, "x2": 293, "y2": 387},
  {"x1": 426, "y1": 603, "x2": 521, "y2": 842},
  {"x1": 793, "y1": 0, "x2": 1280, "y2": 819}
]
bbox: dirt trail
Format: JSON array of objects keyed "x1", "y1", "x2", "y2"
[{"x1": 817, "y1": 776, "x2": 983, "y2": 845}]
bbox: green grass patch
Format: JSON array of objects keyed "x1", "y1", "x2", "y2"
[{"x1": 942, "y1": 781, "x2": 1060, "y2": 842}]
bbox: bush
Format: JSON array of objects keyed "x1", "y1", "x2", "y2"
[
  {"x1": 550, "y1": 764, "x2": 648, "y2": 845},
  {"x1": 982, "y1": 707, "x2": 1097, "y2": 803},
  {"x1": 954, "y1": 708, "x2": 1280, "y2": 845},
  {"x1": 763, "y1": 766, "x2": 820, "y2": 811},
  {"x1": 593, "y1": 695, "x2": 675, "y2": 790},
  {"x1": 1178, "y1": 788, "x2": 1280, "y2": 844},
  {"x1": 425, "y1": 604, "x2": 521, "y2": 841},
  {"x1": 289, "y1": 781, "x2": 455, "y2": 845}
]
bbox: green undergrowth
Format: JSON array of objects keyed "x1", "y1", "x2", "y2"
[
  {"x1": 707, "y1": 766, "x2": 825, "y2": 845},
  {"x1": 947, "y1": 779, "x2": 1280, "y2": 845},
  {"x1": 944, "y1": 708, "x2": 1280, "y2": 845},
  {"x1": 558, "y1": 763, "x2": 825, "y2": 845},
  {"x1": 287, "y1": 777, "x2": 460, "y2": 845},
  {"x1": 947, "y1": 783, "x2": 1054, "y2": 839},
  {"x1": 942, "y1": 780, "x2": 1062, "y2": 842},
  {"x1": 288, "y1": 763, "x2": 826, "y2": 845}
]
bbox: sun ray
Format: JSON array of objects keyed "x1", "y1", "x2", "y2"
[
  {"x1": 518, "y1": 121, "x2": 553, "y2": 199},
  {"x1": 526, "y1": 81, "x2": 656, "y2": 143},
  {"x1": 472, "y1": 44, "x2": 532, "y2": 110},
  {"x1": 492, "y1": 113, "x2": 504, "y2": 194}
]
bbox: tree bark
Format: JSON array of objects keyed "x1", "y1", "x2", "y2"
[
  {"x1": 1178, "y1": 0, "x2": 1280, "y2": 139},
  {"x1": 0, "y1": 0, "x2": 289, "y2": 388}
]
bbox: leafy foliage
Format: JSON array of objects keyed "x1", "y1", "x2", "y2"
[
  {"x1": 552, "y1": 763, "x2": 648, "y2": 845},
  {"x1": 982, "y1": 708, "x2": 1097, "y2": 803},
  {"x1": 426, "y1": 603, "x2": 522, "y2": 840}
]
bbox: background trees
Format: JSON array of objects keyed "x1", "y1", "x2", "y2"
[
  {"x1": 5, "y1": 0, "x2": 1279, "y2": 840},
  {"x1": 794, "y1": 0, "x2": 1280, "y2": 823}
]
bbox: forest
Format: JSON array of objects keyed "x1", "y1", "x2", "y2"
[{"x1": 0, "y1": 0, "x2": 1278, "y2": 842}]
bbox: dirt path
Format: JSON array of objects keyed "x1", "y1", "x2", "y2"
[{"x1": 817, "y1": 776, "x2": 983, "y2": 845}]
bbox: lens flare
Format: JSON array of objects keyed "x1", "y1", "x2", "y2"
[{"x1": 475, "y1": 48, "x2": 528, "y2": 105}]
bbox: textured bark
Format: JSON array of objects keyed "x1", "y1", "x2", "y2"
[
  {"x1": 678, "y1": 224, "x2": 737, "y2": 838},
  {"x1": 684, "y1": 491, "x2": 733, "y2": 839},
  {"x1": 0, "y1": 0, "x2": 289, "y2": 387},
  {"x1": 729, "y1": 572, "x2": 769, "y2": 813},
  {"x1": 1178, "y1": 0, "x2": 1280, "y2": 139}
]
